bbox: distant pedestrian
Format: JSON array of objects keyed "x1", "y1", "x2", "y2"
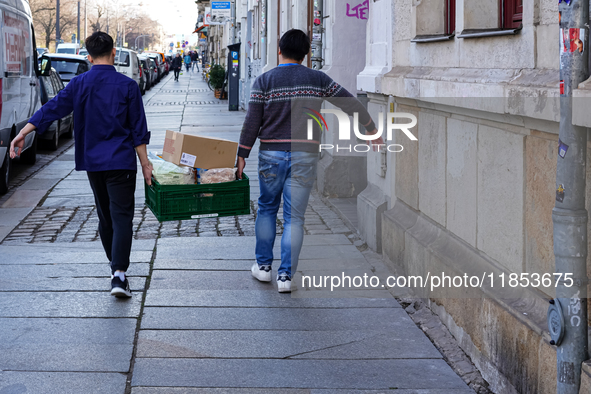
[
  {"x1": 184, "y1": 53, "x2": 192, "y2": 72},
  {"x1": 172, "y1": 53, "x2": 182, "y2": 81},
  {"x1": 191, "y1": 51, "x2": 199, "y2": 72},
  {"x1": 11, "y1": 31, "x2": 152, "y2": 298},
  {"x1": 237, "y1": 29, "x2": 381, "y2": 293}
]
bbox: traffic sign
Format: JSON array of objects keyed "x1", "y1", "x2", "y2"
[{"x1": 212, "y1": 1, "x2": 231, "y2": 19}]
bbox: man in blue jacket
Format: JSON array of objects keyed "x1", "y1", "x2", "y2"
[{"x1": 10, "y1": 32, "x2": 152, "y2": 298}]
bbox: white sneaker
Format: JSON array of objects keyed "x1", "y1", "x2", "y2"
[
  {"x1": 251, "y1": 262, "x2": 272, "y2": 282},
  {"x1": 277, "y1": 274, "x2": 292, "y2": 293}
]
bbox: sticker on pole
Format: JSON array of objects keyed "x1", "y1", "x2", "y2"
[
  {"x1": 556, "y1": 184, "x2": 565, "y2": 203},
  {"x1": 560, "y1": 28, "x2": 585, "y2": 54},
  {"x1": 558, "y1": 139, "x2": 569, "y2": 158}
]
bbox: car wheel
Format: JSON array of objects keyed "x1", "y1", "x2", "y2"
[
  {"x1": 19, "y1": 133, "x2": 37, "y2": 164},
  {"x1": 64, "y1": 122, "x2": 73, "y2": 139},
  {"x1": 0, "y1": 148, "x2": 10, "y2": 195},
  {"x1": 49, "y1": 123, "x2": 60, "y2": 151}
]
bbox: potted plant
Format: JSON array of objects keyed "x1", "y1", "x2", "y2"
[{"x1": 208, "y1": 64, "x2": 226, "y2": 98}]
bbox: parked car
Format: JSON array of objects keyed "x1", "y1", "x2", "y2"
[
  {"x1": 78, "y1": 48, "x2": 88, "y2": 57},
  {"x1": 148, "y1": 58, "x2": 159, "y2": 84},
  {"x1": 41, "y1": 54, "x2": 91, "y2": 86},
  {"x1": 145, "y1": 51, "x2": 168, "y2": 75},
  {"x1": 0, "y1": 0, "x2": 50, "y2": 194},
  {"x1": 36, "y1": 67, "x2": 73, "y2": 150},
  {"x1": 37, "y1": 47, "x2": 48, "y2": 55},
  {"x1": 56, "y1": 43, "x2": 80, "y2": 54},
  {"x1": 114, "y1": 48, "x2": 141, "y2": 88},
  {"x1": 138, "y1": 55, "x2": 153, "y2": 91},
  {"x1": 147, "y1": 53, "x2": 164, "y2": 81}
]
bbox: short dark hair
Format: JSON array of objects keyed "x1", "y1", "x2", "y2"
[
  {"x1": 85, "y1": 32, "x2": 113, "y2": 58},
  {"x1": 279, "y1": 29, "x2": 310, "y2": 62}
]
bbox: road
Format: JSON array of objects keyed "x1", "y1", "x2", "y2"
[{"x1": 0, "y1": 69, "x2": 473, "y2": 393}]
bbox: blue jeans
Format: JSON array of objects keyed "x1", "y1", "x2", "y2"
[{"x1": 255, "y1": 150, "x2": 319, "y2": 278}]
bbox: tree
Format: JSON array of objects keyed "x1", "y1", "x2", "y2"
[
  {"x1": 31, "y1": 0, "x2": 80, "y2": 49},
  {"x1": 30, "y1": 0, "x2": 163, "y2": 51}
]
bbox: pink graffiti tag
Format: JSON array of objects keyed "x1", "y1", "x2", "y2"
[{"x1": 346, "y1": 0, "x2": 369, "y2": 20}]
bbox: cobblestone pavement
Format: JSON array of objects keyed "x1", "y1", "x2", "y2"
[{"x1": 2, "y1": 192, "x2": 349, "y2": 244}]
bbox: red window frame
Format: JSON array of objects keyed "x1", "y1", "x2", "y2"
[
  {"x1": 503, "y1": 0, "x2": 522, "y2": 29},
  {"x1": 445, "y1": 0, "x2": 456, "y2": 35}
]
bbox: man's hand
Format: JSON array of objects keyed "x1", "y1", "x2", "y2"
[
  {"x1": 237, "y1": 156, "x2": 246, "y2": 180},
  {"x1": 366, "y1": 128, "x2": 384, "y2": 152},
  {"x1": 142, "y1": 162, "x2": 153, "y2": 185},
  {"x1": 9, "y1": 133, "x2": 25, "y2": 159},
  {"x1": 10, "y1": 124, "x2": 36, "y2": 158}
]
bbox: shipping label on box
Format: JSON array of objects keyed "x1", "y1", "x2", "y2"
[{"x1": 162, "y1": 130, "x2": 238, "y2": 169}]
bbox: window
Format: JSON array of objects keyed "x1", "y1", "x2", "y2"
[
  {"x1": 446, "y1": 0, "x2": 456, "y2": 35},
  {"x1": 458, "y1": 0, "x2": 522, "y2": 37},
  {"x1": 50, "y1": 73, "x2": 63, "y2": 93},
  {"x1": 503, "y1": 0, "x2": 522, "y2": 29},
  {"x1": 42, "y1": 75, "x2": 55, "y2": 96},
  {"x1": 412, "y1": 0, "x2": 456, "y2": 42},
  {"x1": 57, "y1": 48, "x2": 76, "y2": 54},
  {"x1": 116, "y1": 50, "x2": 130, "y2": 67}
]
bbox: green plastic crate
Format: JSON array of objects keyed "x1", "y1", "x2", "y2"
[{"x1": 145, "y1": 174, "x2": 250, "y2": 222}]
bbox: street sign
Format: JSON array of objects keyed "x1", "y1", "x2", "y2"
[
  {"x1": 170, "y1": 42, "x2": 174, "y2": 47},
  {"x1": 212, "y1": 1, "x2": 231, "y2": 19}
]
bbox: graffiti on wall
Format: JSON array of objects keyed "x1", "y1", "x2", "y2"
[{"x1": 346, "y1": 0, "x2": 369, "y2": 20}]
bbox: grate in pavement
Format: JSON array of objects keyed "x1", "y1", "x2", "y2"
[
  {"x1": 147, "y1": 101, "x2": 221, "y2": 106},
  {"x1": 158, "y1": 89, "x2": 210, "y2": 93}
]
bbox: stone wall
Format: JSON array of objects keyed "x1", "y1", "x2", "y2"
[{"x1": 368, "y1": 96, "x2": 591, "y2": 391}]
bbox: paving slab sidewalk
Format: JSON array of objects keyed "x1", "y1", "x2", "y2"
[{"x1": 130, "y1": 236, "x2": 472, "y2": 393}]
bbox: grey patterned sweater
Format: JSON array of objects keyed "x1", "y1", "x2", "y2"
[{"x1": 238, "y1": 64, "x2": 375, "y2": 158}]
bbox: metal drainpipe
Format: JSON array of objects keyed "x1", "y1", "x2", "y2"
[
  {"x1": 548, "y1": 0, "x2": 590, "y2": 392},
  {"x1": 311, "y1": 0, "x2": 322, "y2": 70},
  {"x1": 261, "y1": 0, "x2": 267, "y2": 69}
]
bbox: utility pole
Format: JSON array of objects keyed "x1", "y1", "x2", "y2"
[
  {"x1": 77, "y1": 1, "x2": 80, "y2": 44},
  {"x1": 311, "y1": 0, "x2": 323, "y2": 70},
  {"x1": 84, "y1": 0, "x2": 87, "y2": 40},
  {"x1": 549, "y1": 0, "x2": 590, "y2": 393},
  {"x1": 56, "y1": 0, "x2": 60, "y2": 49}
]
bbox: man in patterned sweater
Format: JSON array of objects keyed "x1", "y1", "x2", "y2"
[{"x1": 237, "y1": 29, "x2": 381, "y2": 293}]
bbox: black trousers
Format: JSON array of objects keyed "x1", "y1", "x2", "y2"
[
  {"x1": 174, "y1": 68, "x2": 180, "y2": 79},
  {"x1": 87, "y1": 170, "x2": 136, "y2": 273}
]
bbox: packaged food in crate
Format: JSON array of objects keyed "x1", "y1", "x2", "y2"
[{"x1": 148, "y1": 151, "x2": 195, "y2": 185}]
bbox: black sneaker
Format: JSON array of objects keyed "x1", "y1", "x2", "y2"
[{"x1": 111, "y1": 276, "x2": 132, "y2": 298}]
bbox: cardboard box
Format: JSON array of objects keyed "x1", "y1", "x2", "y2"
[{"x1": 162, "y1": 130, "x2": 238, "y2": 169}]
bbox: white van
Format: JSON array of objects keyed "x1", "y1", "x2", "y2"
[
  {"x1": 0, "y1": 0, "x2": 48, "y2": 194},
  {"x1": 56, "y1": 43, "x2": 80, "y2": 55},
  {"x1": 115, "y1": 48, "x2": 140, "y2": 87}
]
